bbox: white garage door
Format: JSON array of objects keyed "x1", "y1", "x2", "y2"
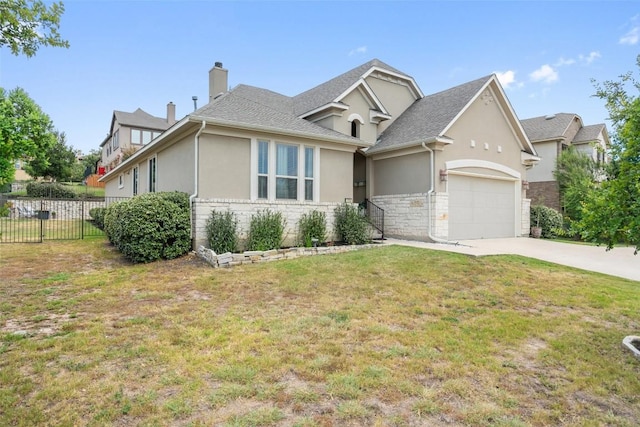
[{"x1": 448, "y1": 175, "x2": 516, "y2": 240}]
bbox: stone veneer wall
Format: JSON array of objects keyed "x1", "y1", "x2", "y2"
[
  {"x1": 197, "y1": 243, "x2": 381, "y2": 268},
  {"x1": 528, "y1": 181, "x2": 560, "y2": 211},
  {"x1": 193, "y1": 198, "x2": 348, "y2": 250},
  {"x1": 371, "y1": 193, "x2": 448, "y2": 241},
  {"x1": 521, "y1": 198, "x2": 531, "y2": 236}
]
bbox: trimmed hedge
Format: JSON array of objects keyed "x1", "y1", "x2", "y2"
[
  {"x1": 530, "y1": 205, "x2": 563, "y2": 238},
  {"x1": 104, "y1": 192, "x2": 191, "y2": 263},
  {"x1": 89, "y1": 207, "x2": 106, "y2": 230},
  {"x1": 26, "y1": 182, "x2": 77, "y2": 198}
]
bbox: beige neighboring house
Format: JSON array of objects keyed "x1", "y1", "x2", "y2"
[
  {"x1": 520, "y1": 113, "x2": 610, "y2": 211},
  {"x1": 99, "y1": 104, "x2": 176, "y2": 174},
  {"x1": 101, "y1": 60, "x2": 539, "y2": 248}
]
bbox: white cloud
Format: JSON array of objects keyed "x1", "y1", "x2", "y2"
[
  {"x1": 529, "y1": 64, "x2": 558, "y2": 84},
  {"x1": 348, "y1": 46, "x2": 367, "y2": 56},
  {"x1": 555, "y1": 57, "x2": 576, "y2": 67},
  {"x1": 495, "y1": 70, "x2": 516, "y2": 89},
  {"x1": 579, "y1": 51, "x2": 601, "y2": 64},
  {"x1": 618, "y1": 15, "x2": 640, "y2": 46}
]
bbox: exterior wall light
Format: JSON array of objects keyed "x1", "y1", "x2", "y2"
[
  {"x1": 522, "y1": 180, "x2": 529, "y2": 190},
  {"x1": 439, "y1": 169, "x2": 448, "y2": 182}
]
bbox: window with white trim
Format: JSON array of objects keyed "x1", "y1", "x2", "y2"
[
  {"x1": 304, "y1": 147, "x2": 314, "y2": 201},
  {"x1": 112, "y1": 130, "x2": 119, "y2": 149},
  {"x1": 148, "y1": 157, "x2": 157, "y2": 192},
  {"x1": 258, "y1": 140, "x2": 269, "y2": 199},
  {"x1": 254, "y1": 140, "x2": 317, "y2": 202},
  {"x1": 276, "y1": 144, "x2": 298, "y2": 200},
  {"x1": 132, "y1": 166, "x2": 139, "y2": 195},
  {"x1": 118, "y1": 174, "x2": 124, "y2": 189}
]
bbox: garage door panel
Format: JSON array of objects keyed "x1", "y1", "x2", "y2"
[{"x1": 448, "y1": 175, "x2": 515, "y2": 240}]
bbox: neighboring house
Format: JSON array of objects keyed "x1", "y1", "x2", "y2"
[
  {"x1": 520, "y1": 113, "x2": 610, "y2": 211},
  {"x1": 101, "y1": 60, "x2": 539, "y2": 248},
  {"x1": 99, "y1": 104, "x2": 176, "y2": 174}
]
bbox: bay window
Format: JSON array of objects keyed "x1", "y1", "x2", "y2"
[{"x1": 253, "y1": 140, "x2": 317, "y2": 202}]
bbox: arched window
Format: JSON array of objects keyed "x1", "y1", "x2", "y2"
[{"x1": 351, "y1": 120, "x2": 360, "y2": 138}]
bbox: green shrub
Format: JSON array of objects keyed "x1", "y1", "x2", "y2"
[
  {"x1": 334, "y1": 203, "x2": 370, "y2": 245},
  {"x1": 530, "y1": 205, "x2": 563, "y2": 238},
  {"x1": 103, "y1": 201, "x2": 127, "y2": 243},
  {"x1": 247, "y1": 209, "x2": 285, "y2": 251},
  {"x1": 0, "y1": 201, "x2": 11, "y2": 218},
  {"x1": 298, "y1": 210, "x2": 327, "y2": 247},
  {"x1": 206, "y1": 210, "x2": 238, "y2": 254},
  {"x1": 104, "y1": 192, "x2": 191, "y2": 263},
  {"x1": 26, "y1": 182, "x2": 77, "y2": 198},
  {"x1": 89, "y1": 207, "x2": 107, "y2": 230}
]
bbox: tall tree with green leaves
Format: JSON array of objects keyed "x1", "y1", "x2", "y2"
[
  {"x1": 25, "y1": 130, "x2": 77, "y2": 181},
  {"x1": 0, "y1": 0, "x2": 69, "y2": 57},
  {"x1": 579, "y1": 56, "x2": 640, "y2": 253},
  {"x1": 0, "y1": 86, "x2": 57, "y2": 185}
]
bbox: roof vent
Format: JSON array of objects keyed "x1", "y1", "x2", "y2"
[
  {"x1": 545, "y1": 114, "x2": 556, "y2": 120},
  {"x1": 214, "y1": 61, "x2": 223, "y2": 68}
]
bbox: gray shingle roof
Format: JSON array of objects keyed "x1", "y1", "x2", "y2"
[
  {"x1": 368, "y1": 75, "x2": 492, "y2": 154},
  {"x1": 519, "y1": 113, "x2": 578, "y2": 142},
  {"x1": 192, "y1": 84, "x2": 364, "y2": 144},
  {"x1": 292, "y1": 59, "x2": 413, "y2": 117},
  {"x1": 114, "y1": 108, "x2": 171, "y2": 131},
  {"x1": 573, "y1": 123, "x2": 605, "y2": 144}
]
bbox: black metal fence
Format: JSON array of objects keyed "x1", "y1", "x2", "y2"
[{"x1": 0, "y1": 197, "x2": 127, "y2": 243}]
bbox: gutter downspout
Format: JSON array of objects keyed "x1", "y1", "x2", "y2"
[
  {"x1": 422, "y1": 141, "x2": 457, "y2": 245},
  {"x1": 189, "y1": 121, "x2": 207, "y2": 243}
]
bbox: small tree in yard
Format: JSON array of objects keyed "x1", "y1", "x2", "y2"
[
  {"x1": 553, "y1": 146, "x2": 600, "y2": 228},
  {"x1": 206, "y1": 210, "x2": 238, "y2": 254}
]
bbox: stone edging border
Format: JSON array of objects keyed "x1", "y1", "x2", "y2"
[{"x1": 197, "y1": 243, "x2": 382, "y2": 268}]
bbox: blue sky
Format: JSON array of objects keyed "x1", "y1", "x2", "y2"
[{"x1": 1, "y1": 1, "x2": 639, "y2": 154}]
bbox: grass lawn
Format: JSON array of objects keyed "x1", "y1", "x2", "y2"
[{"x1": 1, "y1": 239, "x2": 638, "y2": 426}]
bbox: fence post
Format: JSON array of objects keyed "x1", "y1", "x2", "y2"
[{"x1": 81, "y1": 200, "x2": 85, "y2": 239}]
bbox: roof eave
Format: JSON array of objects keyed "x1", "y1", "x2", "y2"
[
  {"x1": 189, "y1": 115, "x2": 372, "y2": 148},
  {"x1": 367, "y1": 136, "x2": 452, "y2": 156}
]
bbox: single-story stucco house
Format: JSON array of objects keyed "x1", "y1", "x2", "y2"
[{"x1": 100, "y1": 59, "x2": 539, "y2": 248}]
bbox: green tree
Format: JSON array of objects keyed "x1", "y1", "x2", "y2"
[
  {"x1": 580, "y1": 56, "x2": 640, "y2": 253},
  {"x1": 553, "y1": 146, "x2": 599, "y2": 224},
  {"x1": 0, "y1": 0, "x2": 69, "y2": 57},
  {"x1": 25, "y1": 130, "x2": 77, "y2": 181},
  {"x1": 0, "y1": 86, "x2": 57, "y2": 185}
]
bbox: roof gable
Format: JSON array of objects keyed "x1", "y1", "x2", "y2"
[
  {"x1": 368, "y1": 75, "x2": 535, "y2": 155},
  {"x1": 293, "y1": 59, "x2": 422, "y2": 117},
  {"x1": 520, "y1": 113, "x2": 581, "y2": 142},
  {"x1": 572, "y1": 123, "x2": 606, "y2": 144}
]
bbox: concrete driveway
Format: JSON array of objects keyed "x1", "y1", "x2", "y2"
[{"x1": 385, "y1": 237, "x2": 639, "y2": 282}]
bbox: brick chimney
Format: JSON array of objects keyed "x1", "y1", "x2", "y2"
[
  {"x1": 209, "y1": 61, "x2": 228, "y2": 102},
  {"x1": 167, "y1": 102, "x2": 176, "y2": 125}
]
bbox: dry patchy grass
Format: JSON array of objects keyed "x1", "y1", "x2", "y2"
[{"x1": 1, "y1": 239, "x2": 639, "y2": 426}]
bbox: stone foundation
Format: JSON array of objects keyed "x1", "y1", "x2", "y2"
[
  {"x1": 193, "y1": 199, "x2": 348, "y2": 250},
  {"x1": 371, "y1": 193, "x2": 448, "y2": 241}
]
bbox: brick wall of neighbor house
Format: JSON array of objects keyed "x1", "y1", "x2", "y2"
[
  {"x1": 193, "y1": 199, "x2": 349, "y2": 250},
  {"x1": 371, "y1": 193, "x2": 449, "y2": 241},
  {"x1": 528, "y1": 181, "x2": 560, "y2": 211}
]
